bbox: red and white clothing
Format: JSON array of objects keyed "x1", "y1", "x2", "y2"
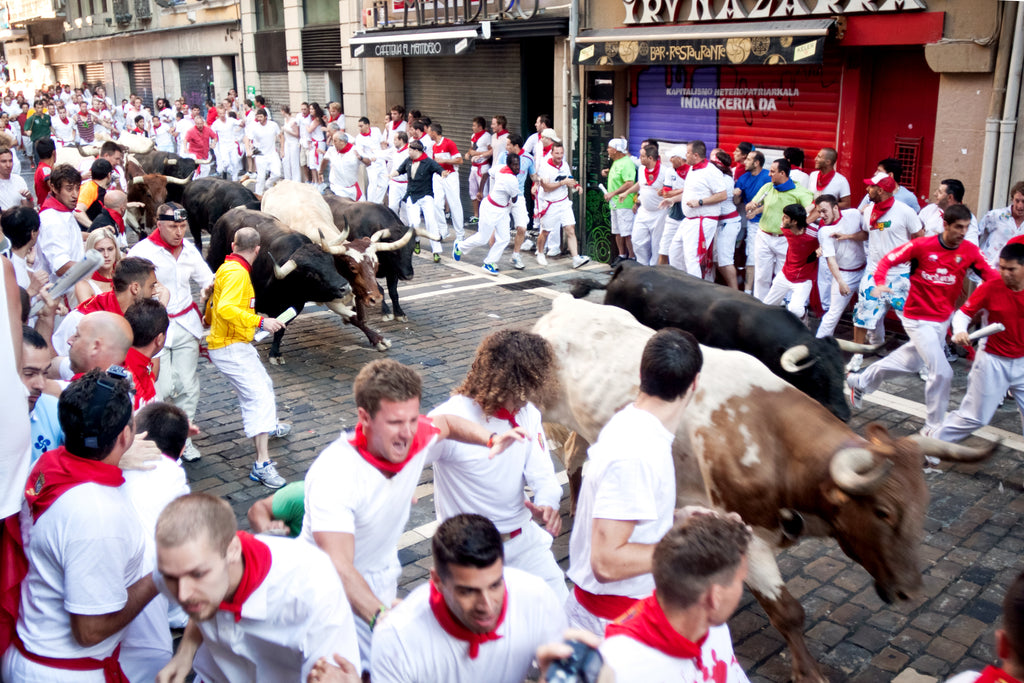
[
  {"x1": 853, "y1": 235, "x2": 998, "y2": 430},
  {"x1": 370, "y1": 567, "x2": 566, "y2": 683},
  {"x1": 156, "y1": 533, "x2": 361, "y2": 682},
  {"x1": 300, "y1": 418, "x2": 442, "y2": 669},
  {"x1": 307, "y1": 121, "x2": 326, "y2": 172},
  {"x1": 386, "y1": 144, "x2": 410, "y2": 222},
  {"x1": 0, "y1": 173, "x2": 28, "y2": 211},
  {"x1": 468, "y1": 129, "x2": 492, "y2": 201},
  {"x1": 657, "y1": 165, "x2": 685, "y2": 258},
  {"x1": 805, "y1": 169, "x2": 851, "y2": 201},
  {"x1": 815, "y1": 209, "x2": 867, "y2": 338},
  {"x1": 490, "y1": 129, "x2": 509, "y2": 172},
  {"x1": 432, "y1": 137, "x2": 464, "y2": 239},
  {"x1": 454, "y1": 168, "x2": 518, "y2": 267},
  {"x1": 932, "y1": 279, "x2": 1024, "y2": 443},
  {"x1": 281, "y1": 115, "x2": 302, "y2": 182},
  {"x1": 52, "y1": 289, "x2": 124, "y2": 357},
  {"x1": 919, "y1": 203, "x2": 980, "y2": 244},
  {"x1": 212, "y1": 117, "x2": 244, "y2": 181},
  {"x1": 249, "y1": 120, "x2": 282, "y2": 195},
  {"x1": 184, "y1": 125, "x2": 216, "y2": 163},
  {"x1": 977, "y1": 204, "x2": 1024, "y2": 267},
  {"x1": 385, "y1": 119, "x2": 406, "y2": 148},
  {"x1": 537, "y1": 157, "x2": 577, "y2": 232},
  {"x1": 428, "y1": 396, "x2": 566, "y2": 601},
  {"x1": 600, "y1": 597, "x2": 749, "y2": 683},
  {"x1": 669, "y1": 160, "x2": 727, "y2": 277},
  {"x1": 51, "y1": 114, "x2": 76, "y2": 147},
  {"x1": 715, "y1": 174, "x2": 743, "y2": 269},
  {"x1": 945, "y1": 667, "x2": 1023, "y2": 683},
  {"x1": 566, "y1": 404, "x2": 676, "y2": 635},
  {"x1": 762, "y1": 227, "x2": 820, "y2": 319},
  {"x1": 632, "y1": 161, "x2": 672, "y2": 266},
  {"x1": 355, "y1": 127, "x2": 386, "y2": 203},
  {"x1": 325, "y1": 144, "x2": 362, "y2": 201},
  {"x1": 36, "y1": 197, "x2": 83, "y2": 284}
]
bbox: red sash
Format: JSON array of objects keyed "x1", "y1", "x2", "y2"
[
  {"x1": 429, "y1": 579, "x2": 507, "y2": 659},
  {"x1": 217, "y1": 532, "x2": 272, "y2": 622},
  {"x1": 349, "y1": 416, "x2": 440, "y2": 475},
  {"x1": 573, "y1": 584, "x2": 637, "y2": 621},
  {"x1": 13, "y1": 637, "x2": 128, "y2": 683},
  {"x1": 605, "y1": 593, "x2": 705, "y2": 660},
  {"x1": 486, "y1": 196, "x2": 508, "y2": 209}
]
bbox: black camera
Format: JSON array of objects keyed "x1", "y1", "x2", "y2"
[{"x1": 546, "y1": 639, "x2": 604, "y2": 683}]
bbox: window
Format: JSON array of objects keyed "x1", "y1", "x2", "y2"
[
  {"x1": 304, "y1": 0, "x2": 339, "y2": 26},
  {"x1": 102, "y1": 0, "x2": 108, "y2": 12},
  {"x1": 89, "y1": 0, "x2": 95, "y2": 14},
  {"x1": 255, "y1": 0, "x2": 285, "y2": 30}
]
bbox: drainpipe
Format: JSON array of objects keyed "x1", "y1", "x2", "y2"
[
  {"x1": 979, "y1": 1, "x2": 1018, "y2": 215},
  {"x1": 993, "y1": 2, "x2": 1024, "y2": 210}
]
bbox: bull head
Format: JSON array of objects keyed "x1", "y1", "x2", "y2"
[{"x1": 780, "y1": 344, "x2": 816, "y2": 373}]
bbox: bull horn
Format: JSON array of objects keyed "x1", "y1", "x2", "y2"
[
  {"x1": 414, "y1": 227, "x2": 437, "y2": 240},
  {"x1": 330, "y1": 234, "x2": 348, "y2": 246},
  {"x1": 374, "y1": 228, "x2": 414, "y2": 252},
  {"x1": 370, "y1": 228, "x2": 391, "y2": 243},
  {"x1": 835, "y1": 339, "x2": 885, "y2": 355},
  {"x1": 780, "y1": 344, "x2": 816, "y2": 373},
  {"x1": 126, "y1": 201, "x2": 146, "y2": 208},
  {"x1": 131, "y1": 176, "x2": 146, "y2": 185},
  {"x1": 273, "y1": 259, "x2": 298, "y2": 279},
  {"x1": 829, "y1": 447, "x2": 893, "y2": 495},
  {"x1": 165, "y1": 158, "x2": 178, "y2": 166},
  {"x1": 909, "y1": 435, "x2": 998, "y2": 463},
  {"x1": 327, "y1": 242, "x2": 348, "y2": 256},
  {"x1": 198, "y1": 158, "x2": 213, "y2": 165},
  {"x1": 164, "y1": 175, "x2": 190, "y2": 185}
]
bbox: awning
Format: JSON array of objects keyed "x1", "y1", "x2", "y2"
[
  {"x1": 575, "y1": 19, "x2": 834, "y2": 66},
  {"x1": 350, "y1": 26, "x2": 478, "y2": 58}
]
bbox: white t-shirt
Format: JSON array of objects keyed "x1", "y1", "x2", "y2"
[
  {"x1": 0, "y1": 259, "x2": 29, "y2": 519},
  {"x1": 384, "y1": 119, "x2": 406, "y2": 148},
  {"x1": 538, "y1": 158, "x2": 571, "y2": 204},
  {"x1": 637, "y1": 162, "x2": 672, "y2": 212},
  {"x1": 298, "y1": 114, "x2": 312, "y2": 149},
  {"x1": 428, "y1": 396, "x2": 561, "y2": 533},
  {"x1": 0, "y1": 173, "x2": 27, "y2": 210},
  {"x1": 156, "y1": 534, "x2": 361, "y2": 682},
  {"x1": 470, "y1": 131, "x2": 492, "y2": 173},
  {"x1": 682, "y1": 163, "x2": 727, "y2": 219},
  {"x1": 567, "y1": 404, "x2": 676, "y2": 599},
  {"x1": 300, "y1": 429, "x2": 440, "y2": 605},
  {"x1": 789, "y1": 168, "x2": 810, "y2": 187},
  {"x1": 36, "y1": 206, "x2": 84, "y2": 283},
  {"x1": 17, "y1": 483, "x2": 146, "y2": 661},
  {"x1": 128, "y1": 237, "x2": 214, "y2": 342},
  {"x1": 600, "y1": 623, "x2": 749, "y2": 683},
  {"x1": 806, "y1": 170, "x2": 851, "y2": 200},
  {"x1": 325, "y1": 146, "x2": 362, "y2": 196},
  {"x1": 483, "y1": 169, "x2": 521, "y2": 208},
  {"x1": 249, "y1": 120, "x2": 281, "y2": 157},
  {"x1": 354, "y1": 128, "x2": 384, "y2": 164},
  {"x1": 212, "y1": 117, "x2": 244, "y2": 149},
  {"x1": 861, "y1": 200, "x2": 922, "y2": 272},
  {"x1": 817, "y1": 209, "x2": 867, "y2": 271},
  {"x1": 978, "y1": 205, "x2": 1024, "y2": 266},
  {"x1": 51, "y1": 115, "x2": 77, "y2": 144},
  {"x1": 370, "y1": 567, "x2": 566, "y2": 683},
  {"x1": 919, "y1": 203, "x2": 980, "y2": 244}
]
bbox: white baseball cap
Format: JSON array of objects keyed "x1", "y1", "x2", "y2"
[
  {"x1": 669, "y1": 145, "x2": 689, "y2": 160},
  {"x1": 607, "y1": 138, "x2": 628, "y2": 153},
  {"x1": 541, "y1": 128, "x2": 561, "y2": 143}
]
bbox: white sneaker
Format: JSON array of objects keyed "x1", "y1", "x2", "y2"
[
  {"x1": 536, "y1": 253, "x2": 548, "y2": 266},
  {"x1": 572, "y1": 255, "x2": 591, "y2": 269},
  {"x1": 846, "y1": 374, "x2": 864, "y2": 410},
  {"x1": 918, "y1": 368, "x2": 929, "y2": 382},
  {"x1": 511, "y1": 253, "x2": 525, "y2": 270},
  {"x1": 846, "y1": 354, "x2": 864, "y2": 373},
  {"x1": 181, "y1": 439, "x2": 201, "y2": 462},
  {"x1": 521, "y1": 239, "x2": 535, "y2": 252},
  {"x1": 271, "y1": 423, "x2": 291, "y2": 438},
  {"x1": 546, "y1": 248, "x2": 562, "y2": 257}
]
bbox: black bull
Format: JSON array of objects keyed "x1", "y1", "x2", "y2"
[
  {"x1": 571, "y1": 261, "x2": 873, "y2": 422},
  {"x1": 207, "y1": 208, "x2": 354, "y2": 359},
  {"x1": 183, "y1": 178, "x2": 260, "y2": 251}
]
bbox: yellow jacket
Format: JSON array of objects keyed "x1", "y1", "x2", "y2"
[{"x1": 205, "y1": 256, "x2": 262, "y2": 350}]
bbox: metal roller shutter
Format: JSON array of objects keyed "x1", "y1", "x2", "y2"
[
  {"x1": 83, "y1": 63, "x2": 105, "y2": 89},
  {"x1": 129, "y1": 61, "x2": 154, "y2": 109},
  {"x1": 54, "y1": 65, "x2": 74, "y2": 85},
  {"x1": 258, "y1": 72, "x2": 290, "y2": 124},
  {"x1": 403, "y1": 42, "x2": 521, "y2": 219},
  {"x1": 305, "y1": 71, "x2": 327, "y2": 107},
  {"x1": 179, "y1": 57, "x2": 214, "y2": 109}
]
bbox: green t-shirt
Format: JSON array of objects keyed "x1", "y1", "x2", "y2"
[
  {"x1": 608, "y1": 156, "x2": 637, "y2": 210},
  {"x1": 25, "y1": 113, "x2": 51, "y2": 142},
  {"x1": 752, "y1": 181, "x2": 814, "y2": 235},
  {"x1": 271, "y1": 480, "x2": 306, "y2": 537}
]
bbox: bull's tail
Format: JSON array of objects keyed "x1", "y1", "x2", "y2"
[{"x1": 568, "y1": 278, "x2": 607, "y2": 299}]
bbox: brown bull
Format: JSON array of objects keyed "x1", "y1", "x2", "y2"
[{"x1": 533, "y1": 295, "x2": 993, "y2": 683}]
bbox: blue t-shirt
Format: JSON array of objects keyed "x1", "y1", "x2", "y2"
[
  {"x1": 30, "y1": 393, "x2": 64, "y2": 464},
  {"x1": 736, "y1": 169, "x2": 771, "y2": 224}
]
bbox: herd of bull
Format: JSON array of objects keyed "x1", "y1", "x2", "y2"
[{"x1": 69, "y1": 134, "x2": 1001, "y2": 681}]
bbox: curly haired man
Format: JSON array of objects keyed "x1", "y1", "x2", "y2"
[{"x1": 427, "y1": 329, "x2": 569, "y2": 603}]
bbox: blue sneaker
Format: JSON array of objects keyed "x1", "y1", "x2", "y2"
[
  {"x1": 483, "y1": 263, "x2": 499, "y2": 275},
  {"x1": 453, "y1": 242, "x2": 463, "y2": 261},
  {"x1": 250, "y1": 460, "x2": 286, "y2": 489}
]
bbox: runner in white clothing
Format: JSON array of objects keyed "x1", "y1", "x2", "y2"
[
  {"x1": 977, "y1": 181, "x2": 1024, "y2": 267},
  {"x1": 299, "y1": 359, "x2": 526, "y2": 673},
  {"x1": 427, "y1": 330, "x2": 567, "y2": 600},
  {"x1": 324, "y1": 132, "x2": 365, "y2": 201},
  {"x1": 211, "y1": 107, "x2": 244, "y2": 181},
  {"x1": 385, "y1": 132, "x2": 410, "y2": 223},
  {"x1": 535, "y1": 141, "x2": 589, "y2": 269},
  {"x1": 464, "y1": 116, "x2": 492, "y2": 222},
  {"x1": 280, "y1": 105, "x2": 302, "y2": 182},
  {"x1": 625, "y1": 143, "x2": 671, "y2": 266},
  {"x1": 453, "y1": 155, "x2": 520, "y2": 274},
  {"x1": 354, "y1": 117, "x2": 387, "y2": 204},
  {"x1": 35, "y1": 165, "x2": 84, "y2": 285},
  {"x1": 813, "y1": 194, "x2": 867, "y2": 339},
  {"x1": 155, "y1": 493, "x2": 362, "y2": 683},
  {"x1": 246, "y1": 110, "x2": 282, "y2": 196},
  {"x1": 667, "y1": 141, "x2": 728, "y2": 278},
  {"x1": 566, "y1": 329, "x2": 703, "y2": 635},
  {"x1": 805, "y1": 147, "x2": 851, "y2": 207}
]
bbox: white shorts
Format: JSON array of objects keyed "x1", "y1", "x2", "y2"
[
  {"x1": 610, "y1": 208, "x2": 635, "y2": 237},
  {"x1": 209, "y1": 342, "x2": 277, "y2": 438},
  {"x1": 716, "y1": 217, "x2": 743, "y2": 267},
  {"x1": 539, "y1": 198, "x2": 575, "y2": 231},
  {"x1": 564, "y1": 590, "x2": 610, "y2": 637},
  {"x1": 511, "y1": 195, "x2": 528, "y2": 228}
]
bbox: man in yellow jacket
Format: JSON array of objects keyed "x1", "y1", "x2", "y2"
[{"x1": 205, "y1": 226, "x2": 290, "y2": 488}]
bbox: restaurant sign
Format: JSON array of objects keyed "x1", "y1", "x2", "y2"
[
  {"x1": 576, "y1": 34, "x2": 825, "y2": 66},
  {"x1": 623, "y1": 0, "x2": 925, "y2": 26}
]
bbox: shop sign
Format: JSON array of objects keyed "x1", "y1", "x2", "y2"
[
  {"x1": 365, "y1": 0, "x2": 563, "y2": 30},
  {"x1": 576, "y1": 34, "x2": 824, "y2": 66},
  {"x1": 623, "y1": 0, "x2": 926, "y2": 26},
  {"x1": 351, "y1": 37, "x2": 476, "y2": 58}
]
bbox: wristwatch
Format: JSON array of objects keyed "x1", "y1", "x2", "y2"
[{"x1": 698, "y1": 199, "x2": 704, "y2": 206}]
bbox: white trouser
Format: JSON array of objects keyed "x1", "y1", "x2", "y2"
[
  {"x1": 933, "y1": 351, "x2": 1024, "y2": 442},
  {"x1": 156, "y1": 140, "x2": 174, "y2": 154},
  {"x1": 433, "y1": 172, "x2": 464, "y2": 240},
  {"x1": 469, "y1": 164, "x2": 489, "y2": 202},
  {"x1": 504, "y1": 520, "x2": 568, "y2": 604},
  {"x1": 632, "y1": 206, "x2": 668, "y2": 266},
  {"x1": 853, "y1": 317, "x2": 952, "y2": 430},
  {"x1": 307, "y1": 142, "x2": 324, "y2": 171},
  {"x1": 354, "y1": 564, "x2": 400, "y2": 675},
  {"x1": 816, "y1": 267, "x2": 864, "y2": 338},
  {"x1": 754, "y1": 230, "x2": 789, "y2": 300},
  {"x1": 564, "y1": 590, "x2": 610, "y2": 637},
  {"x1": 193, "y1": 158, "x2": 211, "y2": 179},
  {"x1": 716, "y1": 216, "x2": 743, "y2": 267},
  {"x1": 459, "y1": 197, "x2": 511, "y2": 265},
  {"x1": 746, "y1": 221, "x2": 760, "y2": 266},
  {"x1": 668, "y1": 216, "x2": 717, "y2": 278},
  {"x1": 387, "y1": 180, "x2": 408, "y2": 224},
  {"x1": 215, "y1": 143, "x2": 242, "y2": 180},
  {"x1": 255, "y1": 152, "x2": 283, "y2": 195},
  {"x1": 3, "y1": 647, "x2": 105, "y2": 682},
  {"x1": 817, "y1": 259, "x2": 832, "y2": 312},
  {"x1": 209, "y1": 342, "x2": 278, "y2": 438},
  {"x1": 407, "y1": 196, "x2": 444, "y2": 252},
  {"x1": 155, "y1": 327, "x2": 200, "y2": 421},
  {"x1": 331, "y1": 182, "x2": 361, "y2": 201},
  {"x1": 282, "y1": 139, "x2": 301, "y2": 182},
  {"x1": 366, "y1": 161, "x2": 387, "y2": 204},
  {"x1": 659, "y1": 216, "x2": 682, "y2": 257},
  {"x1": 762, "y1": 272, "x2": 814, "y2": 319}
]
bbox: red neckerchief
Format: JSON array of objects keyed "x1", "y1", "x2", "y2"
[
  {"x1": 147, "y1": 229, "x2": 182, "y2": 257},
  {"x1": 605, "y1": 594, "x2": 705, "y2": 660},
  {"x1": 348, "y1": 415, "x2": 440, "y2": 475},
  {"x1": 492, "y1": 407, "x2": 519, "y2": 427},
  {"x1": 690, "y1": 159, "x2": 709, "y2": 171},
  {"x1": 870, "y1": 196, "x2": 896, "y2": 226},
  {"x1": 0, "y1": 446, "x2": 126, "y2": 655},
  {"x1": 108, "y1": 208, "x2": 125, "y2": 236},
  {"x1": 428, "y1": 579, "x2": 507, "y2": 659},
  {"x1": 471, "y1": 130, "x2": 484, "y2": 144},
  {"x1": 547, "y1": 158, "x2": 560, "y2": 170},
  {"x1": 359, "y1": 131, "x2": 371, "y2": 137},
  {"x1": 498, "y1": 166, "x2": 515, "y2": 175},
  {"x1": 218, "y1": 532, "x2": 272, "y2": 623},
  {"x1": 338, "y1": 142, "x2": 354, "y2": 154},
  {"x1": 91, "y1": 271, "x2": 113, "y2": 284},
  {"x1": 496, "y1": 129, "x2": 508, "y2": 137},
  {"x1": 124, "y1": 347, "x2": 156, "y2": 409},
  {"x1": 225, "y1": 253, "x2": 252, "y2": 273},
  {"x1": 40, "y1": 195, "x2": 72, "y2": 213},
  {"x1": 59, "y1": 116, "x2": 69, "y2": 124},
  {"x1": 397, "y1": 145, "x2": 408, "y2": 154},
  {"x1": 976, "y1": 666, "x2": 1024, "y2": 683},
  {"x1": 816, "y1": 169, "x2": 836, "y2": 192},
  {"x1": 390, "y1": 120, "x2": 401, "y2": 131},
  {"x1": 77, "y1": 290, "x2": 122, "y2": 315},
  {"x1": 644, "y1": 160, "x2": 662, "y2": 186}
]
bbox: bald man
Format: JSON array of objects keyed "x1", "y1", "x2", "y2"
[
  {"x1": 68, "y1": 311, "x2": 133, "y2": 377},
  {"x1": 90, "y1": 188, "x2": 129, "y2": 249}
]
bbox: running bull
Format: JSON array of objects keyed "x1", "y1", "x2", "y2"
[
  {"x1": 206, "y1": 208, "x2": 355, "y2": 363},
  {"x1": 183, "y1": 177, "x2": 260, "y2": 251},
  {"x1": 534, "y1": 295, "x2": 993, "y2": 683},
  {"x1": 570, "y1": 261, "x2": 880, "y2": 422}
]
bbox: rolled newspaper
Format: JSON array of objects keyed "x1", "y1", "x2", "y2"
[
  {"x1": 598, "y1": 184, "x2": 608, "y2": 195},
  {"x1": 253, "y1": 307, "x2": 298, "y2": 342},
  {"x1": 967, "y1": 322, "x2": 1005, "y2": 341},
  {"x1": 28, "y1": 249, "x2": 103, "y2": 317}
]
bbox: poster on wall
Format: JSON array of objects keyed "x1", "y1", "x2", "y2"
[{"x1": 626, "y1": 56, "x2": 841, "y2": 161}]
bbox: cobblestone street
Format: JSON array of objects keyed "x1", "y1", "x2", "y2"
[{"x1": 185, "y1": 247, "x2": 1023, "y2": 682}]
